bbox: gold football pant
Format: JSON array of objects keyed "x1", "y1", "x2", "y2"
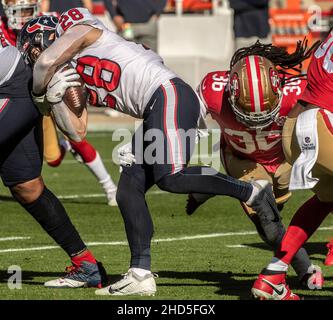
[
  {"x1": 42, "y1": 116, "x2": 63, "y2": 166},
  {"x1": 223, "y1": 148, "x2": 292, "y2": 211}
]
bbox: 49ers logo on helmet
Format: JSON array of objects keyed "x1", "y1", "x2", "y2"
[
  {"x1": 269, "y1": 68, "x2": 280, "y2": 94},
  {"x1": 26, "y1": 16, "x2": 58, "y2": 33},
  {"x1": 229, "y1": 73, "x2": 240, "y2": 100}
]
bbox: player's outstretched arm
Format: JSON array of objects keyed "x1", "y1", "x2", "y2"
[{"x1": 33, "y1": 24, "x2": 102, "y2": 95}]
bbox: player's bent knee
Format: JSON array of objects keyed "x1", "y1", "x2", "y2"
[
  {"x1": 10, "y1": 176, "x2": 45, "y2": 204},
  {"x1": 156, "y1": 174, "x2": 178, "y2": 193}
]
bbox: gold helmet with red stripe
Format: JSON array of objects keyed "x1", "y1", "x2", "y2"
[
  {"x1": 228, "y1": 55, "x2": 282, "y2": 130},
  {"x1": 2, "y1": 0, "x2": 41, "y2": 30}
]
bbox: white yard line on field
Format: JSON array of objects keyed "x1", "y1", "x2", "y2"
[
  {"x1": 57, "y1": 190, "x2": 166, "y2": 200},
  {"x1": 55, "y1": 153, "x2": 220, "y2": 165},
  {"x1": 1, "y1": 226, "x2": 333, "y2": 254},
  {"x1": 0, "y1": 231, "x2": 257, "y2": 254},
  {"x1": 226, "y1": 245, "x2": 249, "y2": 248},
  {"x1": 0, "y1": 237, "x2": 30, "y2": 242}
]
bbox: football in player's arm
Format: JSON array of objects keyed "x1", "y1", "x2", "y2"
[{"x1": 21, "y1": 7, "x2": 288, "y2": 297}]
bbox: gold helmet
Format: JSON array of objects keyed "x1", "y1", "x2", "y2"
[
  {"x1": 228, "y1": 55, "x2": 282, "y2": 130},
  {"x1": 2, "y1": 0, "x2": 41, "y2": 30}
]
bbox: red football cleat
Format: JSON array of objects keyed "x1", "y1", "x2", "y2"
[
  {"x1": 324, "y1": 242, "x2": 333, "y2": 266},
  {"x1": 252, "y1": 272, "x2": 300, "y2": 300}
]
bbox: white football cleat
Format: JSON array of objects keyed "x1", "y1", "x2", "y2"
[
  {"x1": 95, "y1": 269, "x2": 156, "y2": 296},
  {"x1": 44, "y1": 261, "x2": 107, "y2": 288}
]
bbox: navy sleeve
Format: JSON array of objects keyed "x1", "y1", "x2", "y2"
[
  {"x1": 103, "y1": 0, "x2": 117, "y2": 18},
  {"x1": 230, "y1": 0, "x2": 268, "y2": 12},
  {"x1": 154, "y1": 0, "x2": 167, "y2": 15}
]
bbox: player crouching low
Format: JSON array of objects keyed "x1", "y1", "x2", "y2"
[
  {"x1": 189, "y1": 40, "x2": 324, "y2": 291},
  {"x1": 251, "y1": 31, "x2": 333, "y2": 300}
]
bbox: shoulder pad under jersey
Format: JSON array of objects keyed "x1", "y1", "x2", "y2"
[
  {"x1": 197, "y1": 71, "x2": 229, "y2": 115},
  {"x1": 56, "y1": 7, "x2": 102, "y2": 37}
]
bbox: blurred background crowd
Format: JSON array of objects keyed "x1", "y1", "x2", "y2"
[{"x1": 1, "y1": 0, "x2": 332, "y2": 124}]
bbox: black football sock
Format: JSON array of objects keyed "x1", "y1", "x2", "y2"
[
  {"x1": 20, "y1": 187, "x2": 86, "y2": 257},
  {"x1": 156, "y1": 166, "x2": 252, "y2": 202}
]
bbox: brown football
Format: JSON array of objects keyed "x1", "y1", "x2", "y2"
[{"x1": 61, "y1": 63, "x2": 87, "y2": 118}]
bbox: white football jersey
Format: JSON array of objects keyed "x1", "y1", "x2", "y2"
[
  {"x1": 0, "y1": 40, "x2": 21, "y2": 86},
  {"x1": 56, "y1": 7, "x2": 177, "y2": 119}
]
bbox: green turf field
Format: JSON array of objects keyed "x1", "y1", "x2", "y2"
[{"x1": 0, "y1": 132, "x2": 332, "y2": 300}]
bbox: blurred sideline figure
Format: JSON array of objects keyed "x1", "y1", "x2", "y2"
[
  {"x1": 103, "y1": 0, "x2": 167, "y2": 52},
  {"x1": 40, "y1": 0, "x2": 93, "y2": 13},
  {"x1": 230, "y1": 0, "x2": 271, "y2": 50}
]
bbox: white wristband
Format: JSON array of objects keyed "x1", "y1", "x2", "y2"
[{"x1": 31, "y1": 92, "x2": 51, "y2": 116}]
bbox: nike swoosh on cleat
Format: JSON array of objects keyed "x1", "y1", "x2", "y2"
[
  {"x1": 262, "y1": 279, "x2": 285, "y2": 296},
  {"x1": 109, "y1": 282, "x2": 132, "y2": 293}
]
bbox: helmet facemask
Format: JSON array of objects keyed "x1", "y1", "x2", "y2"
[
  {"x1": 17, "y1": 15, "x2": 58, "y2": 65},
  {"x1": 2, "y1": 0, "x2": 41, "y2": 30},
  {"x1": 228, "y1": 55, "x2": 282, "y2": 130}
]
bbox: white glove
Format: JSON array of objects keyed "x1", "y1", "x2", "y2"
[
  {"x1": 46, "y1": 66, "x2": 81, "y2": 104},
  {"x1": 118, "y1": 143, "x2": 136, "y2": 167}
]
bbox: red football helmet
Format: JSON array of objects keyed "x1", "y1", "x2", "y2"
[{"x1": 228, "y1": 55, "x2": 282, "y2": 130}]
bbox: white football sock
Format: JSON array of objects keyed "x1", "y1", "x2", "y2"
[
  {"x1": 131, "y1": 268, "x2": 151, "y2": 277},
  {"x1": 266, "y1": 257, "x2": 289, "y2": 272},
  {"x1": 85, "y1": 152, "x2": 116, "y2": 191}
]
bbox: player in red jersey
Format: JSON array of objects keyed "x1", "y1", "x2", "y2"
[
  {"x1": 252, "y1": 33, "x2": 333, "y2": 300},
  {"x1": 0, "y1": 0, "x2": 118, "y2": 206},
  {"x1": 188, "y1": 40, "x2": 324, "y2": 291}
]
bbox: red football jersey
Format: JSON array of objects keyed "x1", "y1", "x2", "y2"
[
  {"x1": 301, "y1": 31, "x2": 333, "y2": 112},
  {"x1": 198, "y1": 71, "x2": 307, "y2": 173},
  {"x1": 0, "y1": 17, "x2": 17, "y2": 46}
]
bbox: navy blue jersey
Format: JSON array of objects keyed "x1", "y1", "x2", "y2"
[{"x1": 0, "y1": 45, "x2": 32, "y2": 98}]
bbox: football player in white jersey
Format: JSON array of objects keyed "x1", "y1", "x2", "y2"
[{"x1": 19, "y1": 8, "x2": 283, "y2": 296}]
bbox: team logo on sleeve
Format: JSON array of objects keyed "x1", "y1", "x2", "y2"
[{"x1": 26, "y1": 16, "x2": 58, "y2": 33}]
